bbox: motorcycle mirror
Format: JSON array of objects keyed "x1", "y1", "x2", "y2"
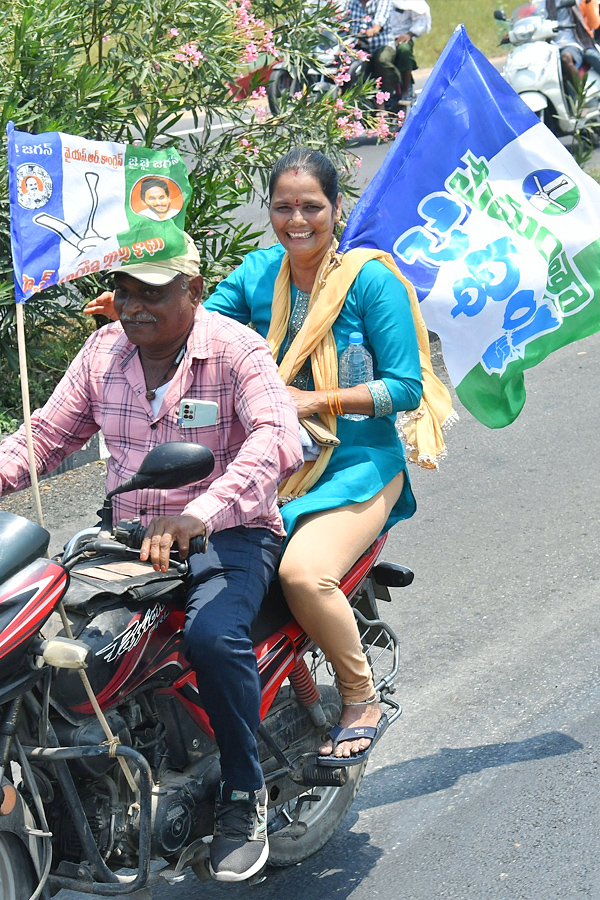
[
  {"x1": 494, "y1": 9, "x2": 507, "y2": 21},
  {"x1": 107, "y1": 442, "x2": 215, "y2": 498}
]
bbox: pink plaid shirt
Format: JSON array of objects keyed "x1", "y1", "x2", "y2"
[{"x1": 0, "y1": 308, "x2": 303, "y2": 537}]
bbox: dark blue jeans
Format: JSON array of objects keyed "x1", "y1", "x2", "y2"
[{"x1": 184, "y1": 526, "x2": 283, "y2": 794}]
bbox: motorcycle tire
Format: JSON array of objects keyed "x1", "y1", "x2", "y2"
[
  {"x1": 0, "y1": 833, "x2": 37, "y2": 900},
  {"x1": 267, "y1": 759, "x2": 367, "y2": 866},
  {"x1": 267, "y1": 67, "x2": 303, "y2": 115}
]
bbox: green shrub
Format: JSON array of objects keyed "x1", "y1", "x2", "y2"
[{"x1": 0, "y1": 0, "x2": 379, "y2": 423}]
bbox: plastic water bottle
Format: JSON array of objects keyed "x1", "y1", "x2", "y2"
[{"x1": 338, "y1": 332, "x2": 373, "y2": 421}]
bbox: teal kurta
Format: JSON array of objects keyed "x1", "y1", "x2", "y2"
[{"x1": 204, "y1": 244, "x2": 423, "y2": 539}]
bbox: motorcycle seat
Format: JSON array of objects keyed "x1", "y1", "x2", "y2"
[{"x1": 250, "y1": 577, "x2": 293, "y2": 645}]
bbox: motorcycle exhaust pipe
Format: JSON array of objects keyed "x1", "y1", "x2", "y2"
[{"x1": 295, "y1": 765, "x2": 348, "y2": 787}]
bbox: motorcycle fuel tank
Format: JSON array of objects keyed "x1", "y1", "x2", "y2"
[{"x1": 51, "y1": 598, "x2": 191, "y2": 722}]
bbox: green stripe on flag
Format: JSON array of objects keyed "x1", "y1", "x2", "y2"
[{"x1": 456, "y1": 237, "x2": 600, "y2": 428}]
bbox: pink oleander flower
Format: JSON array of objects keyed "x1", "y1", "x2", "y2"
[
  {"x1": 293, "y1": 91, "x2": 303, "y2": 100},
  {"x1": 207, "y1": 229, "x2": 215, "y2": 235},
  {"x1": 335, "y1": 98, "x2": 345, "y2": 110},
  {"x1": 337, "y1": 116, "x2": 349, "y2": 128},
  {"x1": 175, "y1": 42, "x2": 205, "y2": 66},
  {"x1": 357, "y1": 50, "x2": 369, "y2": 61},
  {"x1": 261, "y1": 33, "x2": 278, "y2": 55},
  {"x1": 251, "y1": 86, "x2": 267, "y2": 99},
  {"x1": 352, "y1": 120, "x2": 365, "y2": 138},
  {"x1": 255, "y1": 106, "x2": 268, "y2": 120},
  {"x1": 334, "y1": 70, "x2": 351, "y2": 86},
  {"x1": 374, "y1": 117, "x2": 390, "y2": 140},
  {"x1": 354, "y1": 156, "x2": 363, "y2": 168},
  {"x1": 102, "y1": 34, "x2": 110, "y2": 42},
  {"x1": 170, "y1": 28, "x2": 179, "y2": 37},
  {"x1": 397, "y1": 109, "x2": 406, "y2": 124},
  {"x1": 376, "y1": 91, "x2": 390, "y2": 106},
  {"x1": 240, "y1": 138, "x2": 250, "y2": 146},
  {"x1": 242, "y1": 42, "x2": 258, "y2": 64}
]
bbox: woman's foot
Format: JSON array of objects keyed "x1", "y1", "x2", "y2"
[{"x1": 319, "y1": 698, "x2": 382, "y2": 760}]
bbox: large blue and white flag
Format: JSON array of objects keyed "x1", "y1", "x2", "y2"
[
  {"x1": 7, "y1": 123, "x2": 191, "y2": 303},
  {"x1": 340, "y1": 26, "x2": 600, "y2": 427}
]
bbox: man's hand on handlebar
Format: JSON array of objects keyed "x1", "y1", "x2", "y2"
[
  {"x1": 84, "y1": 291, "x2": 118, "y2": 321},
  {"x1": 140, "y1": 514, "x2": 207, "y2": 571}
]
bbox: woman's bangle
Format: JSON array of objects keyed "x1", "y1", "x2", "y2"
[
  {"x1": 327, "y1": 389, "x2": 344, "y2": 417},
  {"x1": 327, "y1": 389, "x2": 336, "y2": 416}
]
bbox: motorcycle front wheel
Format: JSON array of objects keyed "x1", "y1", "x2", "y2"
[
  {"x1": 0, "y1": 833, "x2": 36, "y2": 900},
  {"x1": 267, "y1": 760, "x2": 367, "y2": 866}
]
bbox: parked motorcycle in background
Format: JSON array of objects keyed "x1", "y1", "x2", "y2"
[
  {"x1": 495, "y1": 0, "x2": 600, "y2": 137},
  {"x1": 267, "y1": 27, "x2": 369, "y2": 114},
  {"x1": 0, "y1": 442, "x2": 414, "y2": 899}
]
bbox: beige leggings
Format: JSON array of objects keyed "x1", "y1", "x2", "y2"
[{"x1": 278, "y1": 471, "x2": 405, "y2": 704}]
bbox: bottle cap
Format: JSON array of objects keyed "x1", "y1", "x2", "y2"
[{"x1": 349, "y1": 332, "x2": 363, "y2": 344}]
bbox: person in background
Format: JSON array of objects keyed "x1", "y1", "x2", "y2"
[
  {"x1": 345, "y1": 0, "x2": 400, "y2": 111},
  {"x1": 550, "y1": 0, "x2": 600, "y2": 88},
  {"x1": 390, "y1": 0, "x2": 431, "y2": 102},
  {"x1": 580, "y1": 0, "x2": 600, "y2": 37}
]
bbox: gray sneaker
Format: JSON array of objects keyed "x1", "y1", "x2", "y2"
[{"x1": 209, "y1": 784, "x2": 269, "y2": 882}]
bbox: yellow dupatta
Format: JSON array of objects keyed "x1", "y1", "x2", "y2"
[{"x1": 267, "y1": 245, "x2": 457, "y2": 499}]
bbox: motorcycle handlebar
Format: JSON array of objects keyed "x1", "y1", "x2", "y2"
[{"x1": 113, "y1": 519, "x2": 208, "y2": 556}]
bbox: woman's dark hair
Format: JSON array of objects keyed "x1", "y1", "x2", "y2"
[
  {"x1": 140, "y1": 177, "x2": 170, "y2": 201},
  {"x1": 268, "y1": 148, "x2": 339, "y2": 205}
]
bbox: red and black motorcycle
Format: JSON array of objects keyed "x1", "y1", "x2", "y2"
[{"x1": 0, "y1": 442, "x2": 413, "y2": 899}]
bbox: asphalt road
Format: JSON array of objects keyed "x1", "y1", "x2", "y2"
[{"x1": 52, "y1": 327, "x2": 600, "y2": 900}]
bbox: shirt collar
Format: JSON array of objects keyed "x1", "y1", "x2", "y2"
[{"x1": 110, "y1": 307, "x2": 213, "y2": 365}]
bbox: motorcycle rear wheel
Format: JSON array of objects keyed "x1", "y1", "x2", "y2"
[
  {"x1": 267, "y1": 760, "x2": 367, "y2": 866},
  {"x1": 267, "y1": 67, "x2": 303, "y2": 115},
  {"x1": 0, "y1": 833, "x2": 36, "y2": 900}
]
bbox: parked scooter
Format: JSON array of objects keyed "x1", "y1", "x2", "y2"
[
  {"x1": 0, "y1": 441, "x2": 412, "y2": 899},
  {"x1": 495, "y1": 0, "x2": 600, "y2": 136}
]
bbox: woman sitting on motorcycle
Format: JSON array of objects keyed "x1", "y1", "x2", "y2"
[{"x1": 86, "y1": 148, "x2": 454, "y2": 763}]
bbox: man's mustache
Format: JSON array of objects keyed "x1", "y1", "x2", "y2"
[{"x1": 120, "y1": 315, "x2": 158, "y2": 324}]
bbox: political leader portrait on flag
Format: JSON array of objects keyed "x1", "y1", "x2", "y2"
[{"x1": 134, "y1": 176, "x2": 183, "y2": 221}]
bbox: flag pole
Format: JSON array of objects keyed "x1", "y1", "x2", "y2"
[{"x1": 15, "y1": 301, "x2": 45, "y2": 528}]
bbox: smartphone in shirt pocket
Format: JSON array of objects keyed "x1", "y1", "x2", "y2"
[{"x1": 178, "y1": 399, "x2": 218, "y2": 428}]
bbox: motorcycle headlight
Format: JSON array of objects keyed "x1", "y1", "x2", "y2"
[{"x1": 511, "y1": 20, "x2": 536, "y2": 42}]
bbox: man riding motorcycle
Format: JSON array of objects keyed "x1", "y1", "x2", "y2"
[{"x1": 0, "y1": 235, "x2": 303, "y2": 883}]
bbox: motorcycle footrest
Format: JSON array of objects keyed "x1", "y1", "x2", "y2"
[
  {"x1": 294, "y1": 764, "x2": 348, "y2": 787},
  {"x1": 372, "y1": 562, "x2": 414, "y2": 588}
]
